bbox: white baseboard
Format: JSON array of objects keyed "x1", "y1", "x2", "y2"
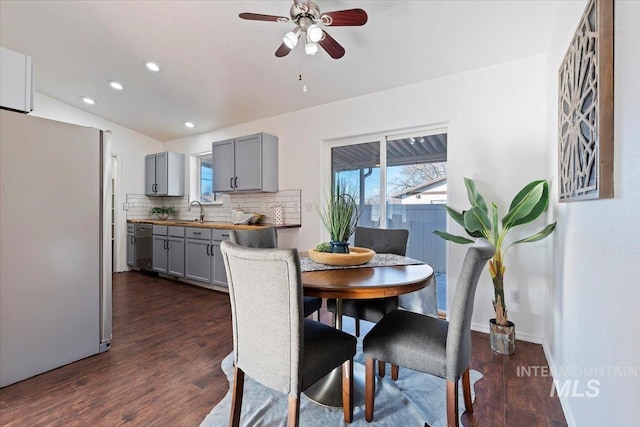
[
  {"x1": 470, "y1": 321, "x2": 542, "y2": 344},
  {"x1": 542, "y1": 341, "x2": 576, "y2": 427}
]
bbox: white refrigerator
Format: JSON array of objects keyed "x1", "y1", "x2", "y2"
[{"x1": 0, "y1": 109, "x2": 112, "y2": 387}]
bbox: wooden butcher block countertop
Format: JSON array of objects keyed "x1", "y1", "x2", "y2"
[{"x1": 127, "y1": 219, "x2": 300, "y2": 230}]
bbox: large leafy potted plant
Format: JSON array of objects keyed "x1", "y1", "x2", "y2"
[
  {"x1": 434, "y1": 178, "x2": 556, "y2": 354},
  {"x1": 316, "y1": 180, "x2": 360, "y2": 253}
]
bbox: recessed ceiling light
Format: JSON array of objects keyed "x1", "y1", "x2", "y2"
[
  {"x1": 81, "y1": 97, "x2": 96, "y2": 105},
  {"x1": 183, "y1": 121, "x2": 195, "y2": 128},
  {"x1": 108, "y1": 81, "x2": 124, "y2": 90},
  {"x1": 145, "y1": 62, "x2": 160, "y2": 72}
]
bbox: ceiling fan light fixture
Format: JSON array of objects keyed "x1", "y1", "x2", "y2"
[
  {"x1": 307, "y1": 24, "x2": 323, "y2": 43},
  {"x1": 283, "y1": 27, "x2": 302, "y2": 49},
  {"x1": 305, "y1": 41, "x2": 318, "y2": 55}
]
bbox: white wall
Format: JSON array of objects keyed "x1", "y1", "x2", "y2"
[
  {"x1": 544, "y1": 1, "x2": 640, "y2": 426},
  {"x1": 30, "y1": 93, "x2": 164, "y2": 270},
  {"x1": 166, "y1": 53, "x2": 554, "y2": 342}
]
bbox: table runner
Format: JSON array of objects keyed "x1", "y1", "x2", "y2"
[{"x1": 300, "y1": 253, "x2": 424, "y2": 272}]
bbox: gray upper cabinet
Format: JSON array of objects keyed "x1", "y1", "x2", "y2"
[
  {"x1": 212, "y1": 132, "x2": 278, "y2": 193},
  {"x1": 145, "y1": 151, "x2": 185, "y2": 196}
]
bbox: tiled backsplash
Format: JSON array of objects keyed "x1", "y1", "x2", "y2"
[{"x1": 125, "y1": 190, "x2": 301, "y2": 225}]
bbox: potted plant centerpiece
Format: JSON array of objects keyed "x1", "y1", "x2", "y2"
[
  {"x1": 316, "y1": 180, "x2": 360, "y2": 254},
  {"x1": 149, "y1": 206, "x2": 176, "y2": 220},
  {"x1": 434, "y1": 178, "x2": 556, "y2": 354}
]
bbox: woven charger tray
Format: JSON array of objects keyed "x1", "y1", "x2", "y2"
[{"x1": 307, "y1": 247, "x2": 375, "y2": 266}]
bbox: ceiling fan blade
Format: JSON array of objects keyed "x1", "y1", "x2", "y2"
[
  {"x1": 318, "y1": 30, "x2": 345, "y2": 59},
  {"x1": 239, "y1": 12, "x2": 290, "y2": 23},
  {"x1": 275, "y1": 42, "x2": 292, "y2": 58},
  {"x1": 320, "y1": 8, "x2": 368, "y2": 26}
]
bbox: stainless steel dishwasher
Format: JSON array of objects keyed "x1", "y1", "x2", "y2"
[{"x1": 134, "y1": 223, "x2": 153, "y2": 271}]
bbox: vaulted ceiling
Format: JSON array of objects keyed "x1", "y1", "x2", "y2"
[{"x1": 0, "y1": 1, "x2": 584, "y2": 142}]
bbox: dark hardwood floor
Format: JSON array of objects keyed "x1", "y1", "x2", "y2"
[{"x1": 0, "y1": 272, "x2": 566, "y2": 426}]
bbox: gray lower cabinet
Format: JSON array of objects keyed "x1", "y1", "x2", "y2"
[
  {"x1": 185, "y1": 227, "x2": 229, "y2": 288},
  {"x1": 126, "y1": 224, "x2": 135, "y2": 267},
  {"x1": 152, "y1": 225, "x2": 185, "y2": 277},
  {"x1": 212, "y1": 240, "x2": 227, "y2": 287},
  {"x1": 185, "y1": 229, "x2": 211, "y2": 283}
]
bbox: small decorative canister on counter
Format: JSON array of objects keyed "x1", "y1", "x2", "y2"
[{"x1": 269, "y1": 204, "x2": 284, "y2": 225}]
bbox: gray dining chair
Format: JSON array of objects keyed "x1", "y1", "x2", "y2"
[
  {"x1": 362, "y1": 238, "x2": 495, "y2": 427},
  {"x1": 220, "y1": 241, "x2": 356, "y2": 426},
  {"x1": 327, "y1": 226, "x2": 412, "y2": 337},
  {"x1": 229, "y1": 228, "x2": 323, "y2": 320}
]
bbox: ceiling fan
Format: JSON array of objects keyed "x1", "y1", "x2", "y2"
[{"x1": 239, "y1": 0, "x2": 368, "y2": 59}]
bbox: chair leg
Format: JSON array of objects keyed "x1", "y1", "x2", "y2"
[
  {"x1": 287, "y1": 395, "x2": 300, "y2": 427},
  {"x1": 342, "y1": 359, "x2": 353, "y2": 423},
  {"x1": 446, "y1": 379, "x2": 459, "y2": 427},
  {"x1": 314, "y1": 309, "x2": 320, "y2": 322},
  {"x1": 229, "y1": 365, "x2": 245, "y2": 427},
  {"x1": 462, "y1": 368, "x2": 473, "y2": 413},
  {"x1": 378, "y1": 360, "x2": 385, "y2": 377},
  {"x1": 365, "y1": 357, "x2": 375, "y2": 422},
  {"x1": 355, "y1": 317, "x2": 360, "y2": 337},
  {"x1": 391, "y1": 364, "x2": 399, "y2": 380}
]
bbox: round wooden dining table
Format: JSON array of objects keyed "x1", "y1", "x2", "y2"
[{"x1": 301, "y1": 259, "x2": 434, "y2": 408}]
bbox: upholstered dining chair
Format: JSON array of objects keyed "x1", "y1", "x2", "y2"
[
  {"x1": 362, "y1": 238, "x2": 495, "y2": 427},
  {"x1": 220, "y1": 241, "x2": 356, "y2": 426},
  {"x1": 327, "y1": 226, "x2": 411, "y2": 337},
  {"x1": 229, "y1": 228, "x2": 323, "y2": 320}
]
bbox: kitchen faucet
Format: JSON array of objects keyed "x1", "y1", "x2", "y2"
[{"x1": 187, "y1": 200, "x2": 205, "y2": 221}]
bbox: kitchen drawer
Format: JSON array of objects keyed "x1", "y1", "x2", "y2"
[
  {"x1": 185, "y1": 227, "x2": 212, "y2": 240},
  {"x1": 153, "y1": 225, "x2": 168, "y2": 236},
  {"x1": 211, "y1": 229, "x2": 231, "y2": 241},
  {"x1": 168, "y1": 226, "x2": 185, "y2": 237},
  {"x1": 127, "y1": 223, "x2": 134, "y2": 233}
]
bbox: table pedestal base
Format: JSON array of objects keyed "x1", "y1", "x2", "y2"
[{"x1": 303, "y1": 362, "x2": 377, "y2": 408}]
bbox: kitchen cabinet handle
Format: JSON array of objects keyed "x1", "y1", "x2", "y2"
[
  {"x1": 166, "y1": 240, "x2": 169, "y2": 251},
  {"x1": 230, "y1": 177, "x2": 234, "y2": 189},
  {"x1": 234, "y1": 176, "x2": 238, "y2": 188},
  {"x1": 222, "y1": 234, "x2": 229, "y2": 237},
  {"x1": 206, "y1": 244, "x2": 210, "y2": 256},
  {"x1": 193, "y1": 231, "x2": 201, "y2": 235}
]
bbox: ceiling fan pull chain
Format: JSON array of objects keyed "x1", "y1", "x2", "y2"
[{"x1": 299, "y1": 51, "x2": 309, "y2": 92}]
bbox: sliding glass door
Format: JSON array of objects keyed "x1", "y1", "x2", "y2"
[{"x1": 330, "y1": 129, "x2": 448, "y2": 311}]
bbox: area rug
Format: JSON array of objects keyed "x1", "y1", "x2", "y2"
[{"x1": 200, "y1": 321, "x2": 482, "y2": 427}]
